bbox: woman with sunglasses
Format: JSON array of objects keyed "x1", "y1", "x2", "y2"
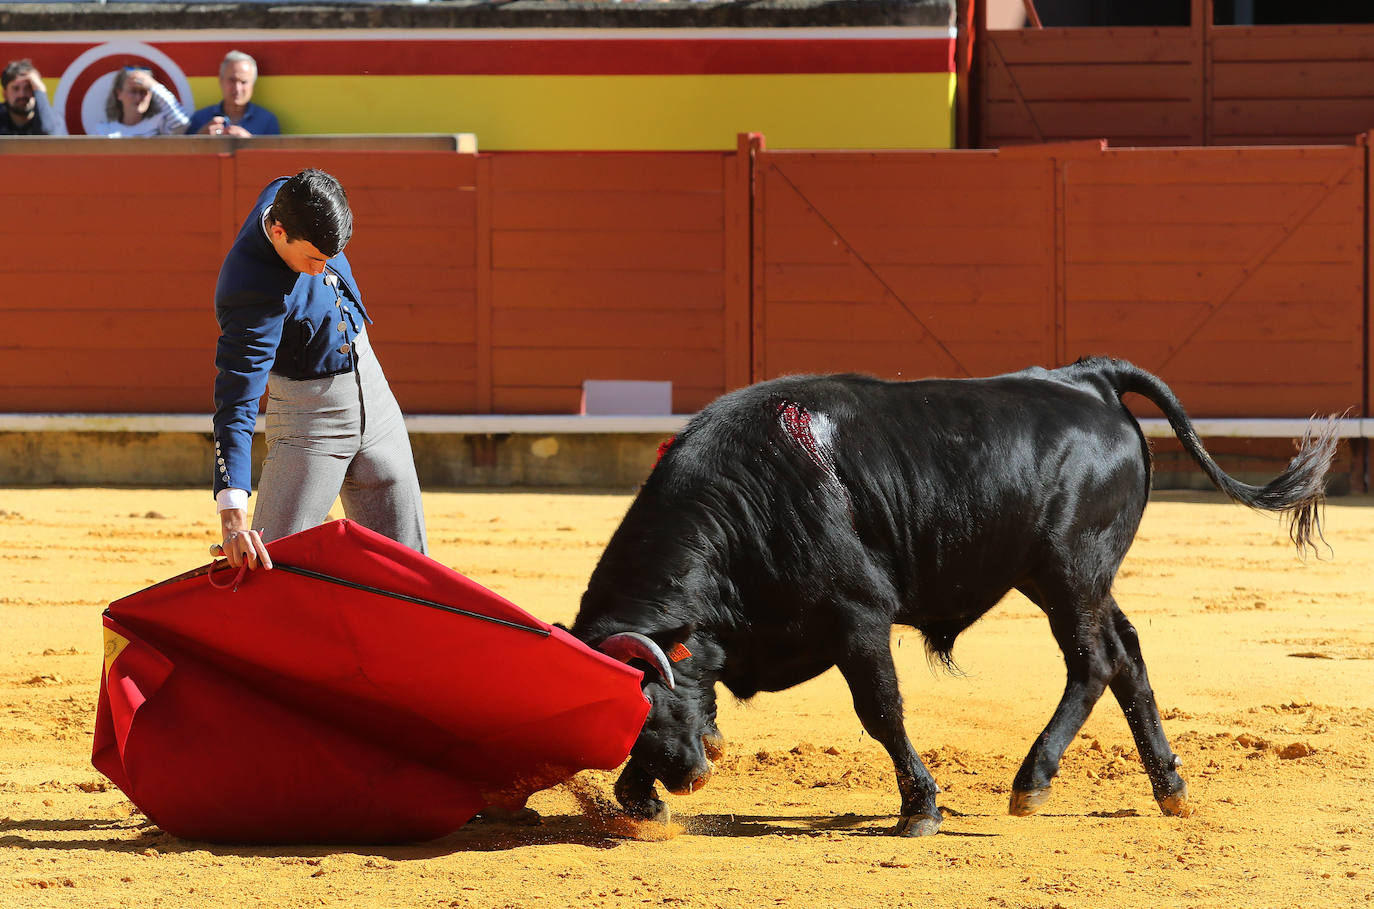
[{"x1": 92, "y1": 66, "x2": 189, "y2": 137}]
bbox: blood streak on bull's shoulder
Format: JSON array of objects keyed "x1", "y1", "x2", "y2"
[{"x1": 774, "y1": 401, "x2": 853, "y2": 518}]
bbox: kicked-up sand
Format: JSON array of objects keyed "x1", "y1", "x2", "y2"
[{"x1": 1, "y1": 487, "x2": 1371, "y2": 908}]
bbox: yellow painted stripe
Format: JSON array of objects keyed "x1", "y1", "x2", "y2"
[{"x1": 228, "y1": 73, "x2": 955, "y2": 150}]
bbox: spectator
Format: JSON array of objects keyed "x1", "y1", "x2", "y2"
[
  {"x1": 1, "y1": 59, "x2": 61, "y2": 136},
  {"x1": 92, "y1": 66, "x2": 189, "y2": 137},
  {"x1": 187, "y1": 51, "x2": 280, "y2": 137}
]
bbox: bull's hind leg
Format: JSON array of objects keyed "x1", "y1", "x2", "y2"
[
  {"x1": 1010, "y1": 594, "x2": 1189, "y2": 818},
  {"x1": 1104, "y1": 604, "x2": 1191, "y2": 816},
  {"x1": 1009, "y1": 595, "x2": 1116, "y2": 816},
  {"x1": 837, "y1": 637, "x2": 942, "y2": 837}
]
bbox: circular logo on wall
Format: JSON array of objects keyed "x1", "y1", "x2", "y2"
[{"x1": 53, "y1": 41, "x2": 195, "y2": 136}]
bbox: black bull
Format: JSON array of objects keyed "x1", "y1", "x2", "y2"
[{"x1": 570, "y1": 357, "x2": 1336, "y2": 837}]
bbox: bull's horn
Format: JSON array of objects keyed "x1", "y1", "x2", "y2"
[{"x1": 599, "y1": 632, "x2": 676, "y2": 691}]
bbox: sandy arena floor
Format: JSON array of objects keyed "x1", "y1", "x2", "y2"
[{"x1": 1, "y1": 487, "x2": 1371, "y2": 909}]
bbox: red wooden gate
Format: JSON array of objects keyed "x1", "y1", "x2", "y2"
[{"x1": 751, "y1": 147, "x2": 1057, "y2": 383}]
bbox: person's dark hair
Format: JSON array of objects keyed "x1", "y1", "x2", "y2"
[
  {"x1": 268, "y1": 169, "x2": 353, "y2": 258},
  {"x1": 2, "y1": 59, "x2": 35, "y2": 90}
]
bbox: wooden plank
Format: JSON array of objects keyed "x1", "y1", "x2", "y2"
[
  {"x1": 764, "y1": 183, "x2": 1053, "y2": 229},
  {"x1": 0, "y1": 155, "x2": 222, "y2": 196},
  {"x1": 355, "y1": 229, "x2": 478, "y2": 265},
  {"x1": 491, "y1": 347, "x2": 721, "y2": 388},
  {"x1": 14, "y1": 233, "x2": 220, "y2": 273},
  {"x1": 368, "y1": 301, "x2": 478, "y2": 345},
  {"x1": 2, "y1": 310, "x2": 217, "y2": 350},
  {"x1": 765, "y1": 152, "x2": 1027, "y2": 192},
  {"x1": 1063, "y1": 222, "x2": 1360, "y2": 265},
  {"x1": 1211, "y1": 60, "x2": 1374, "y2": 100},
  {"x1": 1209, "y1": 26, "x2": 1374, "y2": 63},
  {"x1": 1060, "y1": 339, "x2": 1362, "y2": 382},
  {"x1": 491, "y1": 269, "x2": 724, "y2": 310},
  {"x1": 350, "y1": 266, "x2": 476, "y2": 300},
  {"x1": 490, "y1": 308, "x2": 724, "y2": 349},
  {"x1": 389, "y1": 381, "x2": 480, "y2": 415},
  {"x1": 989, "y1": 28, "x2": 1197, "y2": 65},
  {"x1": 0, "y1": 273, "x2": 220, "y2": 311},
  {"x1": 492, "y1": 153, "x2": 726, "y2": 193},
  {"x1": 490, "y1": 386, "x2": 584, "y2": 415},
  {"x1": 1068, "y1": 147, "x2": 1361, "y2": 184},
  {"x1": 491, "y1": 190, "x2": 723, "y2": 232},
  {"x1": 764, "y1": 300, "x2": 1052, "y2": 343},
  {"x1": 491, "y1": 385, "x2": 726, "y2": 415},
  {"x1": 983, "y1": 99, "x2": 1202, "y2": 138},
  {"x1": 377, "y1": 343, "x2": 480, "y2": 384},
  {"x1": 235, "y1": 150, "x2": 477, "y2": 192},
  {"x1": 764, "y1": 263, "x2": 1052, "y2": 306},
  {"x1": 1126, "y1": 380, "x2": 1360, "y2": 418},
  {"x1": 1065, "y1": 262, "x2": 1358, "y2": 304},
  {"x1": 1, "y1": 347, "x2": 206, "y2": 390},
  {"x1": 1064, "y1": 300, "x2": 1362, "y2": 342},
  {"x1": 760, "y1": 339, "x2": 1048, "y2": 381},
  {"x1": 763, "y1": 224, "x2": 1051, "y2": 267},
  {"x1": 0, "y1": 385, "x2": 212, "y2": 413},
  {"x1": 1064, "y1": 183, "x2": 1364, "y2": 224},
  {"x1": 1211, "y1": 98, "x2": 1374, "y2": 140},
  {"x1": 984, "y1": 62, "x2": 1196, "y2": 102},
  {"x1": 19, "y1": 197, "x2": 220, "y2": 236},
  {"x1": 350, "y1": 190, "x2": 477, "y2": 230},
  {"x1": 492, "y1": 230, "x2": 723, "y2": 271}
]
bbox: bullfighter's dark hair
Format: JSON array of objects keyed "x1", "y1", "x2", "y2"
[{"x1": 269, "y1": 169, "x2": 354, "y2": 258}]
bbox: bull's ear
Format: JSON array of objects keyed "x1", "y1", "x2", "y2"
[{"x1": 599, "y1": 632, "x2": 676, "y2": 690}]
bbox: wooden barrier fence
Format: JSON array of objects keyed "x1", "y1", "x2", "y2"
[
  {"x1": 1, "y1": 135, "x2": 1369, "y2": 433},
  {"x1": 975, "y1": 0, "x2": 1374, "y2": 149}
]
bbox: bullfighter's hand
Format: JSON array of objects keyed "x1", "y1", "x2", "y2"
[{"x1": 217, "y1": 507, "x2": 273, "y2": 570}]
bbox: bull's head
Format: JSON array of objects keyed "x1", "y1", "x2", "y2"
[{"x1": 598, "y1": 627, "x2": 724, "y2": 824}]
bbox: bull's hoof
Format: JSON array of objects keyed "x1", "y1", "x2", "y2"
[
  {"x1": 1009, "y1": 786, "x2": 1052, "y2": 816},
  {"x1": 1157, "y1": 781, "x2": 1192, "y2": 818},
  {"x1": 619, "y1": 796, "x2": 670, "y2": 825},
  {"x1": 893, "y1": 814, "x2": 942, "y2": 837}
]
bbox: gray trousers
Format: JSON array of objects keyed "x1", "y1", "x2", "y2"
[{"x1": 252, "y1": 329, "x2": 428, "y2": 554}]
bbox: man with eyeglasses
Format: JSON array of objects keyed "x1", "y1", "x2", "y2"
[{"x1": 1, "y1": 59, "x2": 61, "y2": 136}]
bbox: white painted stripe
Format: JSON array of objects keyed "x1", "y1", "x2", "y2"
[
  {"x1": 0, "y1": 414, "x2": 1364, "y2": 437},
  {"x1": 1135, "y1": 418, "x2": 1366, "y2": 439}
]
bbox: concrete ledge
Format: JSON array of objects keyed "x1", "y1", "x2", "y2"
[{"x1": 0, "y1": 416, "x2": 1365, "y2": 490}]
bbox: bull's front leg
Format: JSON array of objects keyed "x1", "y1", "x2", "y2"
[
  {"x1": 837, "y1": 645, "x2": 942, "y2": 837},
  {"x1": 614, "y1": 758, "x2": 670, "y2": 824}
]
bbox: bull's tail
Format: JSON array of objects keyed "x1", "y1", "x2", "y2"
[{"x1": 1091, "y1": 358, "x2": 1339, "y2": 556}]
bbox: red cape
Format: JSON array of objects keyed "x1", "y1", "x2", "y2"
[{"x1": 93, "y1": 520, "x2": 648, "y2": 844}]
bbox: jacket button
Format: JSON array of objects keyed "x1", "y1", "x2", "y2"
[
  {"x1": 339, "y1": 343, "x2": 351, "y2": 354},
  {"x1": 338, "y1": 321, "x2": 346, "y2": 332}
]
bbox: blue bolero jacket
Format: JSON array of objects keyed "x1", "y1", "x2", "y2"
[{"x1": 212, "y1": 177, "x2": 371, "y2": 499}]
